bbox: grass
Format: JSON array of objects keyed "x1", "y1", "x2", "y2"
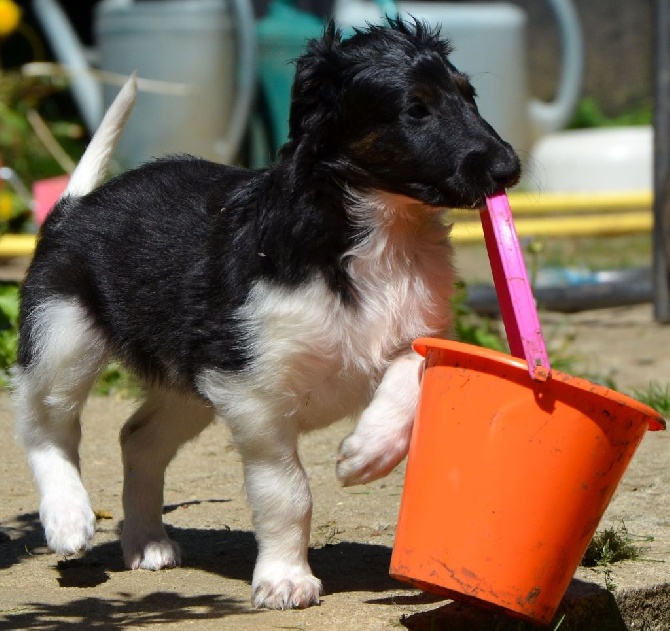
[
  {"x1": 632, "y1": 381, "x2": 670, "y2": 416},
  {"x1": 579, "y1": 522, "x2": 655, "y2": 595},
  {"x1": 458, "y1": 234, "x2": 652, "y2": 283},
  {"x1": 93, "y1": 361, "x2": 141, "y2": 398},
  {"x1": 456, "y1": 284, "x2": 670, "y2": 413},
  {"x1": 452, "y1": 281, "x2": 506, "y2": 352},
  {"x1": 524, "y1": 234, "x2": 651, "y2": 274},
  {"x1": 569, "y1": 97, "x2": 652, "y2": 130},
  {"x1": 453, "y1": 281, "x2": 622, "y2": 391},
  {"x1": 0, "y1": 282, "x2": 18, "y2": 387},
  {"x1": 581, "y1": 523, "x2": 642, "y2": 568}
]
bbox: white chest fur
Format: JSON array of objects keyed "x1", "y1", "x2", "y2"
[{"x1": 199, "y1": 192, "x2": 455, "y2": 431}]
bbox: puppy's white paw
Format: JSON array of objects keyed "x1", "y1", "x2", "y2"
[
  {"x1": 336, "y1": 430, "x2": 409, "y2": 487},
  {"x1": 122, "y1": 531, "x2": 182, "y2": 570},
  {"x1": 40, "y1": 493, "x2": 96, "y2": 556},
  {"x1": 252, "y1": 567, "x2": 323, "y2": 609}
]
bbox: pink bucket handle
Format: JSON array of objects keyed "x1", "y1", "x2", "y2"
[{"x1": 481, "y1": 191, "x2": 551, "y2": 381}]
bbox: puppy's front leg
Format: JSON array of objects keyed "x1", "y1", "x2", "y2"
[
  {"x1": 232, "y1": 415, "x2": 322, "y2": 609},
  {"x1": 337, "y1": 351, "x2": 422, "y2": 486}
]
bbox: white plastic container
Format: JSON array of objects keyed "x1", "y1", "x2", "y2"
[
  {"x1": 33, "y1": 0, "x2": 256, "y2": 168},
  {"x1": 528, "y1": 126, "x2": 652, "y2": 192}
]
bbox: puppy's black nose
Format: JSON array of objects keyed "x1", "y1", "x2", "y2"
[
  {"x1": 461, "y1": 146, "x2": 522, "y2": 192},
  {"x1": 489, "y1": 149, "x2": 522, "y2": 189}
]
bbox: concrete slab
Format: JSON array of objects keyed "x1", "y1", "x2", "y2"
[{"x1": 0, "y1": 304, "x2": 668, "y2": 630}]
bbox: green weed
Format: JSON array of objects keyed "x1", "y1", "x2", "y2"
[
  {"x1": 0, "y1": 70, "x2": 84, "y2": 186},
  {"x1": 569, "y1": 97, "x2": 652, "y2": 130},
  {"x1": 452, "y1": 281, "x2": 506, "y2": 352},
  {"x1": 581, "y1": 523, "x2": 641, "y2": 568},
  {"x1": 632, "y1": 381, "x2": 670, "y2": 416},
  {"x1": 453, "y1": 282, "x2": 618, "y2": 390},
  {"x1": 523, "y1": 235, "x2": 651, "y2": 275},
  {"x1": 93, "y1": 361, "x2": 140, "y2": 398},
  {"x1": 0, "y1": 282, "x2": 19, "y2": 387}
]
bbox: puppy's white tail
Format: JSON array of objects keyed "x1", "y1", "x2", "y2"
[{"x1": 65, "y1": 72, "x2": 138, "y2": 198}]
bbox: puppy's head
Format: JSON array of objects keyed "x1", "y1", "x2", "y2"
[{"x1": 286, "y1": 18, "x2": 521, "y2": 208}]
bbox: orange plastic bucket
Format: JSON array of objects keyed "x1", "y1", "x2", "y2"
[{"x1": 390, "y1": 337, "x2": 665, "y2": 625}]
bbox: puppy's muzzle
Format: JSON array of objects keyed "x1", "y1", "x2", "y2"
[{"x1": 461, "y1": 143, "x2": 521, "y2": 193}]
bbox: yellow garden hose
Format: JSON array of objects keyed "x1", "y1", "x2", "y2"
[
  {"x1": 0, "y1": 234, "x2": 37, "y2": 258},
  {"x1": 0, "y1": 191, "x2": 654, "y2": 258},
  {"x1": 449, "y1": 190, "x2": 652, "y2": 243}
]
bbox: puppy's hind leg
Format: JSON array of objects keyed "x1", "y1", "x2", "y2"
[
  {"x1": 120, "y1": 387, "x2": 214, "y2": 570},
  {"x1": 13, "y1": 299, "x2": 109, "y2": 556}
]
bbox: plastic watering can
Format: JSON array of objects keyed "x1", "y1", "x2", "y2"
[
  {"x1": 335, "y1": 0, "x2": 583, "y2": 155},
  {"x1": 32, "y1": 0, "x2": 256, "y2": 167}
]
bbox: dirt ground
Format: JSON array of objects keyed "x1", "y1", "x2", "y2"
[{"x1": 1, "y1": 248, "x2": 669, "y2": 629}]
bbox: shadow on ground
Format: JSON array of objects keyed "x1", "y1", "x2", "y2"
[
  {"x1": 175, "y1": 522, "x2": 404, "y2": 594},
  {"x1": 0, "y1": 511, "x2": 47, "y2": 570},
  {"x1": 396, "y1": 579, "x2": 629, "y2": 631},
  {"x1": 0, "y1": 591, "x2": 257, "y2": 630},
  {"x1": 0, "y1": 512, "x2": 405, "y2": 629},
  {"x1": 1, "y1": 512, "x2": 631, "y2": 630}
]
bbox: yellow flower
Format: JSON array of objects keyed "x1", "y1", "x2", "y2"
[
  {"x1": 0, "y1": 191, "x2": 15, "y2": 221},
  {"x1": 0, "y1": 0, "x2": 21, "y2": 38}
]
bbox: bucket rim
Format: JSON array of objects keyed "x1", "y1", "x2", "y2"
[{"x1": 413, "y1": 337, "x2": 666, "y2": 432}]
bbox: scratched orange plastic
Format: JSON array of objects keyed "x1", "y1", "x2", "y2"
[{"x1": 390, "y1": 338, "x2": 665, "y2": 625}]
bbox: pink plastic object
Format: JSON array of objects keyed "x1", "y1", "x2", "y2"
[
  {"x1": 481, "y1": 191, "x2": 551, "y2": 381},
  {"x1": 32, "y1": 175, "x2": 69, "y2": 225}
]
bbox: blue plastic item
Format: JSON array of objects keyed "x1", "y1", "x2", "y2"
[
  {"x1": 255, "y1": 0, "x2": 326, "y2": 159},
  {"x1": 254, "y1": 0, "x2": 398, "y2": 163}
]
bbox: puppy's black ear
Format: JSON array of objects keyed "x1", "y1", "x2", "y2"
[{"x1": 287, "y1": 21, "x2": 343, "y2": 144}]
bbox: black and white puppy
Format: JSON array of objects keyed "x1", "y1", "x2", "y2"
[{"x1": 13, "y1": 20, "x2": 520, "y2": 609}]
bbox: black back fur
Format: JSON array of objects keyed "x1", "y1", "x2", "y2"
[{"x1": 18, "y1": 19, "x2": 520, "y2": 387}]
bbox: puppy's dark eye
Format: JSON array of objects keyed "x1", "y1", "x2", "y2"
[{"x1": 406, "y1": 102, "x2": 431, "y2": 120}]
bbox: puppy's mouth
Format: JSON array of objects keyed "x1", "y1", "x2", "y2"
[
  {"x1": 403, "y1": 183, "x2": 495, "y2": 211},
  {"x1": 418, "y1": 151, "x2": 522, "y2": 209},
  {"x1": 407, "y1": 168, "x2": 522, "y2": 210},
  {"x1": 369, "y1": 154, "x2": 522, "y2": 210}
]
